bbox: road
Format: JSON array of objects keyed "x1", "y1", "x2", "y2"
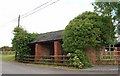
[{"x1": 2, "y1": 61, "x2": 119, "y2": 74}]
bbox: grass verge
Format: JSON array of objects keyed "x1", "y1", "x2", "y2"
[{"x1": 1, "y1": 54, "x2": 15, "y2": 62}]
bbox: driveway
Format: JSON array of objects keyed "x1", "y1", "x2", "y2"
[{"x1": 2, "y1": 61, "x2": 119, "y2": 74}]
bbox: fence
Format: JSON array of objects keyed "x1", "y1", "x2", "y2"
[
  {"x1": 16, "y1": 55, "x2": 72, "y2": 66},
  {"x1": 96, "y1": 51, "x2": 120, "y2": 65}
]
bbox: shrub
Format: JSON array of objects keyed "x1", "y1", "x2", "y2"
[{"x1": 68, "y1": 50, "x2": 91, "y2": 69}]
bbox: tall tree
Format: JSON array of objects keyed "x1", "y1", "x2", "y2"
[
  {"x1": 12, "y1": 26, "x2": 39, "y2": 60},
  {"x1": 63, "y1": 11, "x2": 115, "y2": 52},
  {"x1": 62, "y1": 11, "x2": 115, "y2": 68},
  {"x1": 92, "y1": 0, "x2": 120, "y2": 42}
]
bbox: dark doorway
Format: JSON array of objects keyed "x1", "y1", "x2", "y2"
[
  {"x1": 29, "y1": 44, "x2": 35, "y2": 55},
  {"x1": 48, "y1": 42, "x2": 54, "y2": 55}
]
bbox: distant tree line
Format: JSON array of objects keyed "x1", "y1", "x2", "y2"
[{"x1": 0, "y1": 46, "x2": 14, "y2": 51}]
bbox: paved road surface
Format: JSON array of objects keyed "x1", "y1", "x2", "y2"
[{"x1": 2, "y1": 61, "x2": 119, "y2": 74}]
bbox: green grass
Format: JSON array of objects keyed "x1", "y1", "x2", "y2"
[{"x1": 1, "y1": 54, "x2": 15, "y2": 62}]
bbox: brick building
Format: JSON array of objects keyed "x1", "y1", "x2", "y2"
[
  {"x1": 30, "y1": 30, "x2": 63, "y2": 62},
  {"x1": 30, "y1": 30, "x2": 120, "y2": 64}
]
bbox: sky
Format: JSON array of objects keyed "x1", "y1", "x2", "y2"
[{"x1": 0, "y1": 0, "x2": 94, "y2": 47}]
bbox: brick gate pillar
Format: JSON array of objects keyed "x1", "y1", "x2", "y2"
[
  {"x1": 54, "y1": 41, "x2": 61, "y2": 63},
  {"x1": 35, "y1": 43, "x2": 41, "y2": 62},
  {"x1": 114, "y1": 47, "x2": 118, "y2": 64}
]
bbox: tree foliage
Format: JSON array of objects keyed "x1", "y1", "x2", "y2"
[
  {"x1": 12, "y1": 26, "x2": 39, "y2": 59},
  {"x1": 92, "y1": 0, "x2": 120, "y2": 38},
  {"x1": 62, "y1": 11, "x2": 115, "y2": 68},
  {"x1": 1, "y1": 46, "x2": 11, "y2": 51},
  {"x1": 62, "y1": 11, "x2": 115, "y2": 53}
]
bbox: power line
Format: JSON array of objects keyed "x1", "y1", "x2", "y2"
[
  {"x1": 21, "y1": 0, "x2": 60, "y2": 19},
  {"x1": 11, "y1": 0, "x2": 53, "y2": 23},
  {"x1": 0, "y1": 0, "x2": 60, "y2": 28},
  {"x1": 21, "y1": 0, "x2": 53, "y2": 18}
]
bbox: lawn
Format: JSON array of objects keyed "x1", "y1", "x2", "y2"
[{"x1": 1, "y1": 54, "x2": 15, "y2": 62}]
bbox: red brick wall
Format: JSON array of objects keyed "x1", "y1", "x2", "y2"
[
  {"x1": 35, "y1": 43, "x2": 51, "y2": 61},
  {"x1": 86, "y1": 47, "x2": 107, "y2": 65},
  {"x1": 54, "y1": 41, "x2": 61, "y2": 55},
  {"x1": 117, "y1": 47, "x2": 120, "y2": 55},
  {"x1": 117, "y1": 47, "x2": 120, "y2": 51},
  {"x1": 39, "y1": 43, "x2": 50, "y2": 56},
  {"x1": 35, "y1": 41, "x2": 62, "y2": 62},
  {"x1": 86, "y1": 47, "x2": 97, "y2": 64},
  {"x1": 54, "y1": 41, "x2": 62, "y2": 62},
  {"x1": 35, "y1": 43, "x2": 41, "y2": 61}
]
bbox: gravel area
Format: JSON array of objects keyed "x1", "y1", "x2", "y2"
[{"x1": 80, "y1": 65, "x2": 119, "y2": 72}]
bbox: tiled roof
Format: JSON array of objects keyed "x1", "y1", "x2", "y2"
[{"x1": 31, "y1": 30, "x2": 63, "y2": 43}]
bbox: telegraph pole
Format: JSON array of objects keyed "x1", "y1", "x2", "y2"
[
  {"x1": 15, "y1": 15, "x2": 20, "y2": 61},
  {"x1": 18, "y1": 15, "x2": 20, "y2": 27}
]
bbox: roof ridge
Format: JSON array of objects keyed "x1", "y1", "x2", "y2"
[{"x1": 40, "y1": 30, "x2": 64, "y2": 35}]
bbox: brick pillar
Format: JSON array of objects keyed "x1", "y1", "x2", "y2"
[
  {"x1": 35, "y1": 43, "x2": 41, "y2": 62},
  {"x1": 86, "y1": 47, "x2": 97, "y2": 65},
  {"x1": 54, "y1": 41, "x2": 61, "y2": 63},
  {"x1": 114, "y1": 47, "x2": 118, "y2": 64},
  {"x1": 100, "y1": 47, "x2": 105, "y2": 65},
  {"x1": 100, "y1": 47, "x2": 105, "y2": 59}
]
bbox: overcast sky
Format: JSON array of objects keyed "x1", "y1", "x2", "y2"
[{"x1": 0, "y1": 0, "x2": 94, "y2": 47}]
